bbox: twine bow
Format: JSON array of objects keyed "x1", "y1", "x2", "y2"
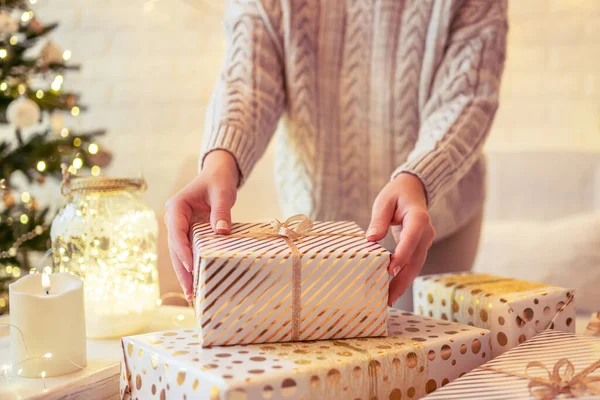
[
  {"x1": 526, "y1": 359, "x2": 600, "y2": 400},
  {"x1": 584, "y1": 312, "x2": 600, "y2": 337},
  {"x1": 482, "y1": 358, "x2": 600, "y2": 400},
  {"x1": 250, "y1": 214, "x2": 314, "y2": 241}
]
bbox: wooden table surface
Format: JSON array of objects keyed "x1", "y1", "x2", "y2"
[{"x1": 0, "y1": 306, "x2": 195, "y2": 400}]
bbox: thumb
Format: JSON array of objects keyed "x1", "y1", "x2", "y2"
[
  {"x1": 367, "y1": 194, "x2": 395, "y2": 241},
  {"x1": 208, "y1": 184, "x2": 236, "y2": 234}
]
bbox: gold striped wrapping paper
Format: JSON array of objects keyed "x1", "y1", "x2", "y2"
[
  {"x1": 120, "y1": 309, "x2": 492, "y2": 400},
  {"x1": 192, "y1": 220, "x2": 390, "y2": 346},
  {"x1": 413, "y1": 273, "x2": 576, "y2": 357},
  {"x1": 423, "y1": 330, "x2": 600, "y2": 399}
]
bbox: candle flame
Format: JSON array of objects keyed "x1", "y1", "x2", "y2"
[{"x1": 42, "y1": 273, "x2": 51, "y2": 292}]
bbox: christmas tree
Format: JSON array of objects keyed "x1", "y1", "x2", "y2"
[{"x1": 0, "y1": 0, "x2": 111, "y2": 314}]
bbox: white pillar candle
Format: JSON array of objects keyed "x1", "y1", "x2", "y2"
[{"x1": 9, "y1": 273, "x2": 87, "y2": 378}]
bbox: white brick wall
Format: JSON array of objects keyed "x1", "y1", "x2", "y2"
[
  {"x1": 489, "y1": 0, "x2": 600, "y2": 150},
  {"x1": 30, "y1": 0, "x2": 600, "y2": 291}
]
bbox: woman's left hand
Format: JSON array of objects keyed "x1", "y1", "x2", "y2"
[{"x1": 367, "y1": 173, "x2": 436, "y2": 306}]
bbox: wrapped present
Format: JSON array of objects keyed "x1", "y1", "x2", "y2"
[
  {"x1": 192, "y1": 215, "x2": 391, "y2": 346},
  {"x1": 584, "y1": 311, "x2": 600, "y2": 337},
  {"x1": 424, "y1": 330, "x2": 600, "y2": 399},
  {"x1": 120, "y1": 309, "x2": 492, "y2": 400},
  {"x1": 413, "y1": 273, "x2": 575, "y2": 357}
]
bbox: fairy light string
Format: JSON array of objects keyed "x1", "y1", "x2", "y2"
[
  {"x1": 1, "y1": 282, "x2": 194, "y2": 386},
  {"x1": 0, "y1": 225, "x2": 49, "y2": 260},
  {"x1": 0, "y1": 322, "x2": 85, "y2": 384}
]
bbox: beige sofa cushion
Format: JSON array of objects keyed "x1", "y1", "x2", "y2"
[{"x1": 473, "y1": 213, "x2": 600, "y2": 313}]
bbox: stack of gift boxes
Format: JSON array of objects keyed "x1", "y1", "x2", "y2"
[{"x1": 120, "y1": 217, "x2": 599, "y2": 399}]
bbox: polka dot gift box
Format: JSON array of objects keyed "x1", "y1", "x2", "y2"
[
  {"x1": 413, "y1": 273, "x2": 575, "y2": 357},
  {"x1": 191, "y1": 217, "x2": 391, "y2": 347},
  {"x1": 120, "y1": 309, "x2": 492, "y2": 400}
]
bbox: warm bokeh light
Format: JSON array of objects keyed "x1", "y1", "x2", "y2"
[
  {"x1": 88, "y1": 143, "x2": 99, "y2": 154},
  {"x1": 36, "y1": 161, "x2": 46, "y2": 172},
  {"x1": 51, "y1": 75, "x2": 63, "y2": 91},
  {"x1": 21, "y1": 12, "x2": 32, "y2": 22}
]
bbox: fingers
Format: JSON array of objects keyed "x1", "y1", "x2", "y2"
[
  {"x1": 367, "y1": 194, "x2": 396, "y2": 242},
  {"x1": 388, "y1": 239, "x2": 430, "y2": 306},
  {"x1": 169, "y1": 246, "x2": 193, "y2": 300},
  {"x1": 165, "y1": 198, "x2": 194, "y2": 272},
  {"x1": 388, "y1": 208, "x2": 429, "y2": 276},
  {"x1": 208, "y1": 185, "x2": 236, "y2": 234},
  {"x1": 164, "y1": 165, "x2": 237, "y2": 302}
]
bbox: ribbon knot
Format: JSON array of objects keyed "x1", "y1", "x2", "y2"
[
  {"x1": 259, "y1": 215, "x2": 314, "y2": 241},
  {"x1": 481, "y1": 356, "x2": 600, "y2": 399},
  {"x1": 525, "y1": 358, "x2": 600, "y2": 400}
]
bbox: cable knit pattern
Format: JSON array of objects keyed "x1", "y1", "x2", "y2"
[{"x1": 201, "y1": 0, "x2": 508, "y2": 240}]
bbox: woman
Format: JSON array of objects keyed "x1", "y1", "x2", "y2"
[{"x1": 165, "y1": 0, "x2": 507, "y2": 307}]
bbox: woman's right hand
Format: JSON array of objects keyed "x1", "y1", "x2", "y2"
[{"x1": 164, "y1": 150, "x2": 239, "y2": 300}]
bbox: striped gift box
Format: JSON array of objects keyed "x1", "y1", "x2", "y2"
[
  {"x1": 192, "y1": 217, "x2": 391, "y2": 346},
  {"x1": 424, "y1": 330, "x2": 600, "y2": 399}
]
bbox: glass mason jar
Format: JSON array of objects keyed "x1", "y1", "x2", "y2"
[{"x1": 51, "y1": 174, "x2": 159, "y2": 338}]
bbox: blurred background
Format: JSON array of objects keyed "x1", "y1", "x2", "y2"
[
  {"x1": 1, "y1": 0, "x2": 599, "y2": 307},
  {"x1": 36, "y1": 0, "x2": 600, "y2": 214}
]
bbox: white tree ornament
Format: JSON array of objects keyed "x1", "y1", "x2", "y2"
[
  {"x1": 0, "y1": 11, "x2": 18, "y2": 35},
  {"x1": 7, "y1": 97, "x2": 41, "y2": 128}
]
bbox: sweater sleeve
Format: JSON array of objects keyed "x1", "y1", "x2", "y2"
[
  {"x1": 200, "y1": 0, "x2": 285, "y2": 185},
  {"x1": 392, "y1": 0, "x2": 507, "y2": 206}
]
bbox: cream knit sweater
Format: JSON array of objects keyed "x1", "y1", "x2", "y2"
[{"x1": 201, "y1": 0, "x2": 508, "y2": 240}]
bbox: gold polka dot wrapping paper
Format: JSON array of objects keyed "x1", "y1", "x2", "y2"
[
  {"x1": 191, "y1": 219, "x2": 391, "y2": 347},
  {"x1": 413, "y1": 273, "x2": 576, "y2": 357},
  {"x1": 423, "y1": 330, "x2": 600, "y2": 399},
  {"x1": 120, "y1": 309, "x2": 492, "y2": 400}
]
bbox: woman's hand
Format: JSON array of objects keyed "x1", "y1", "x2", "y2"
[
  {"x1": 367, "y1": 173, "x2": 435, "y2": 306},
  {"x1": 164, "y1": 150, "x2": 239, "y2": 300}
]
